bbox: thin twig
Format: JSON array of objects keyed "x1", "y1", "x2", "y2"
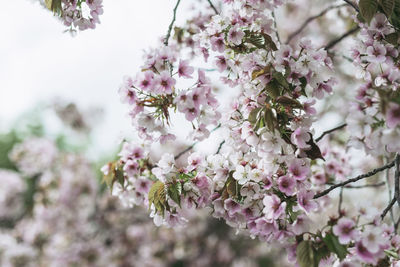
[
  {"x1": 174, "y1": 124, "x2": 222, "y2": 160},
  {"x1": 324, "y1": 26, "x2": 360, "y2": 51},
  {"x1": 272, "y1": 11, "x2": 281, "y2": 44},
  {"x1": 164, "y1": 0, "x2": 182, "y2": 46},
  {"x1": 315, "y1": 123, "x2": 347, "y2": 142},
  {"x1": 206, "y1": 0, "x2": 219, "y2": 14},
  {"x1": 395, "y1": 154, "x2": 400, "y2": 207},
  {"x1": 326, "y1": 182, "x2": 386, "y2": 189},
  {"x1": 381, "y1": 197, "x2": 397, "y2": 220},
  {"x1": 395, "y1": 216, "x2": 400, "y2": 233},
  {"x1": 314, "y1": 159, "x2": 397, "y2": 199},
  {"x1": 216, "y1": 140, "x2": 225, "y2": 154},
  {"x1": 343, "y1": 0, "x2": 359, "y2": 12},
  {"x1": 286, "y1": 4, "x2": 346, "y2": 44},
  {"x1": 385, "y1": 157, "x2": 396, "y2": 224},
  {"x1": 338, "y1": 187, "x2": 344, "y2": 215}
]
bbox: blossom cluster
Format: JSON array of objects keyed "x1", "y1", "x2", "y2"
[
  {"x1": 106, "y1": 1, "x2": 400, "y2": 266},
  {"x1": 0, "y1": 137, "x2": 287, "y2": 267},
  {"x1": 40, "y1": 0, "x2": 103, "y2": 31}
]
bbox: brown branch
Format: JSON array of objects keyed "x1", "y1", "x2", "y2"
[
  {"x1": 206, "y1": 0, "x2": 219, "y2": 14},
  {"x1": 395, "y1": 154, "x2": 400, "y2": 207},
  {"x1": 314, "y1": 159, "x2": 397, "y2": 199},
  {"x1": 286, "y1": 4, "x2": 346, "y2": 44},
  {"x1": 174, "y1": 124, "x2": 221, "y2": 160},
  {"x1": 315, "y1": 123, "x2": 347, "y2": 142},
  {"x1": 326, "y1": 182, "x2": 386, "y2": 189},
  {"x1": 381, "y1": 197, "x2": 397, "y2": 220},
  {"x1": 343, "y1": 0, "x2": 359, "y2": 12},
  {"x1": 338, "y1": 187, "x2": 344, "y2": 214},
  {"x1": 324, "y1": 26, "x2": 360, "y2": 51},
  {"x1": 216, "y1": 140, "x2": 225, "y2": 154},
  {"x1": 164, "y1": 0, "x2": 181, "y2": 46}
]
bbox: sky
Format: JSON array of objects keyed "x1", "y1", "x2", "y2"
[{"x1": 0, "y1": 0, "x2": 193, "y2": 155}]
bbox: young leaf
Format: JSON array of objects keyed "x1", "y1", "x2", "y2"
[
  {"x1": 296, "y1": 241, "x2": 316, "y2": 267},
  {"x1": 168, "y1": 182, "x2": 182, "y2": 207},
  {"x1": 276, "y1": 96, "x2": 303, "y2": 109},
  {"x1": 380, "y1": 0, "x2": 395, "y2": 17},
  {"x1": 359, "y1": 0, "x2": 379, "y2": 22},
  {"x1": 148, "y1": 181, "x2": 166, "y2": 214},
  {"x1": 322, "y1": 233, "x2": 348, "y2": 260},
  {"x1": 262, "y1": 33, "x2": 278, "y2": 51},
  {"x1": 248, "y1": 107, "x2": 262, "y2": 125},
  {"x1": 265, "y1": 80, "x2": 281, "y2": 99}
]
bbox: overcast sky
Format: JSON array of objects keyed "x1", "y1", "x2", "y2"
[{"x1": 0, "y1": 0, "x2": 193, "y2": 154}]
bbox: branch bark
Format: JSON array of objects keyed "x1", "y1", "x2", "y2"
[
  {"x1": 315, "y1": 123, "x2": 347, "y2": 142},
  {"x1": 314, "y1": 159, "x2": 397, "y2": 199},
  {"x1": 164, "y1": 0, "x2": 182, "y2": 46},
  {"x1": 324, "y1": 26, "x2": 360, "y2": 51},
  {"x1": 207, "y1": 0, "x2": 219, "y2": 14}
]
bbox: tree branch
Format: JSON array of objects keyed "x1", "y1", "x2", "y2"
[
  {"x1": 315, "y1": 123, "x2": 347, "y2": 142},
  {"x1": 381, "y1": 197, "x2": 397, "y2": 220},
  {"x1": 326, "y1": 182, "x2": 385, "y2": 189},
  {"x1": 216, "y1": 140, "x2": 225, "y2": 154},
  {"x1": 174, "y1": 124, "x2": 222, "y2": 160},
  {"x1": 206, "y1": 0, "x2": 219, "y2": 14},
  {"x1": 314, "y1": 159, "x2": 397, "y2": 199},
  {"x1": 286, "y1": 4, "x2": 346, "y2": 44},
  {"x1": 324, "y1": 26, "x2": 360, "y2": 51},
  {"x1": 164, "y1": 0, "x2": 182, "y2": 46},
  {"x1": 395, "y1": 154, "x2": 400, "y2": 207},
  {"x1": 343, "y1": 0, "x2": 359, "y2": 12}
]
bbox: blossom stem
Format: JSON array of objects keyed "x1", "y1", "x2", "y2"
[
  {"x1": 343, "y1": 0, "x2": 359, "y2": 12},
  {"x1": 164, "y1": 0, "x2": 182, "y2": 46},
  {"x1": 315, "y1": 123, "x2": 347, "y2": 142},
  {"x1": 314, "y1": 159, "x2": 397, "y2": 199},
  {"x1": 216, "y1": 140, "x2": 225, "y2": 154},
  {"x1": 286, "y1": 4, "x2": 346, "y2": 44}
]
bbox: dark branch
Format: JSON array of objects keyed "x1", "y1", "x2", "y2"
[
  {"x1": 174, "y1": 124, "x2": 222, "y2": 160},
  {"x1": 315, "y1": 123, "x2": 347, "y2": 142},
  {"x1": 164, "y1": 0, "x2": 182, "y2": 46},
  {"x1": 338, "y1": 187, "x2": 344, "y2": 214},
  {"x1": 286, "y1": 4, "x2": 346, "y2": 44},
  {"x1": 324, "y1": 26, "x2": 360, "y2": 51},
  {"x1": 395, "y1": 154, "x2": 400, "y2": 207},
  {"x1": 216, "y1": 140, "x2": 225, "y2": 154},
  {"x1": 343, "y1": 0, "x2": 359, "y2": 12},
  {"x1": 207, "y1": 0, "x2": 219, "y2": 14},
  {"x1": 381, "y1": 197, "x2": 397, "y2": 220},
  {"x1": 326, "y1": 182, "x2": 386, "y2": 189},
  {"x1": 314, "y1": 159, "x2": 397, "y2": 199}
]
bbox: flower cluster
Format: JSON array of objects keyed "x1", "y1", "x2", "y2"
[{"x1": 40, "y1": 0, "x2": 103, "y2": 32}]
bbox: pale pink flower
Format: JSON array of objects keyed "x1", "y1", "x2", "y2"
[
  {"x1": 297, "y1": 190, "x2": 317, "y2": 213},
  {"x1": 263, "y1": 194, "x2": 286, "y2": 221},
  {"x1": 278, "y1": 175, "x2": 296, "y2": 196},
  {"x1": 227, "y1": 26, "x2": 244, "y2": 45},
  {"x1": 155, "y1": 71, "x2": 176, "y2": 94},
  {"x1": 386, "y1": 102, "x2": 400, "y2": 128},
  {"x1": 210, "y1": 36, "x2": 225, "y2": 52},
  {"x1": 333, "y1": 218, "x2": 359, "y2": 244},
  {"x1": 291, "y1": 127, "x2": 310, "y2": 149},
  {"x1": 178, "y1": 60, "x2": 194, "y2": 79},
  {"x1": 288, "y1": 159, "x2": 309, "y2": 181}
]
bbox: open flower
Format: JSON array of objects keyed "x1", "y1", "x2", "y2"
[
  {"x1": 263, "y1": 194, "x2": 286, "y2": 221},
  {"x1": 332, "y1": 217, "x2": 359, "y2": 244}
]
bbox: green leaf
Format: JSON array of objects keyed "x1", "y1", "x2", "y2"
[
  {"x1": 276, "y1": 96, "x2": 303, "y2": 109},
  {"x1": 380, "y1": 0, "x2": 395, "y2": 17},
  {"x1": 44, "y1": 0, "x2": 62, "y2": 13},
  {"x1": 322, "y1": 233, "x2": 348, "y2": 260},
  {"x1": 265, "y1": 80, "x2": 281, "y2": 99},
  {"x1": 359, "y1": 0, "x2": 379, "y2": 22},
  {"x1": 262, "y1": 33, "x2": 278, "y2": 51},
  {"x1": 384, "y1": 249, "x2": 400, "y2": 260},
  {"x1": 168, "y1": 182, "x2": 182, "y2": 207},
  {"x1": 251, "y1": 65, "x2": 271, "y2": 80},
  {"x1": 148, "y1": 181, "x2": 166, "y2": 215},
  {"x1": 296, "y1": 241, "x2": 316, "y2": 267},
  {"x1": 248, "y1": 107, "x2": 262, "y2": 125},
  {"x1": 273, "y1": 72, "x2": 290, "y2": 89},
  {"x1": 264, "y1": 107, "x2": 277, "y2": 132},
  {"x1": 386, "y1": 32, "x2": 400, "y2": 45}
]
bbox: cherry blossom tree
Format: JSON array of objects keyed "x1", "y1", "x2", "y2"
[{"x1": 40, "y1": 0, "x2": 400, "y2": 266}]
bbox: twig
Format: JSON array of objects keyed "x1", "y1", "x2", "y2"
[
  {"x1": 381, "y1": 197, "x2": 397, "y2": 220},
  {"x1": 326, "y1": 182, "x2": 386, "y2": 189},
  {"x1": 315, "y1": 123, "x2": 347, "y2": 142},
  {"x1": 343, "y1": 0, "x2": 359, "y2": 12},
  {"x1": 174, "y1": 124, "x2": 222, "y2": 160},
  {"x1": 338, "y1": 187, "x2": 344, "y2": 215},
  {"x1": 216, "y1": 140, "x2": 225, "y2": 154},
  {"x1": 286, "y1": 4, "x2": 346, "y2": 44},
  {"x1": 206, "y1": 0, "x2": 219, "y2": 14},
  {"x1": 272, "y1": 11, "x2": 281, "y2": 44},
  {"x1": 385, "y1": 157, "x2": 396, "y2": 224},
  {"x1": 314, "y1": 159, "x2": 397, "y2": 199},
  {"x1": 395, "y1": 216, "x2": 400, "y2": 233},
  {"x1": 164, "y1": 0, "x2": 182, "y2": 46},
  {"x1": 324, "y1": 26, "x2": 360, "y2": 51},
  {"x1": 395, "y1": 154, "x2": 400, "y2": 207}
]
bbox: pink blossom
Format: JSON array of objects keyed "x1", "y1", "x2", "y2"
[
  {"x1": 288, "y1": 159, "x2": 309, "y2": 181},
  {"x1": 178, "y1": 60, "x2": 194, "y2": 79},
  {"x1": 136, "y1": 71, "x2": 154, "y2": 91},
  {"x1": 365, "y1": 43, "x2": 387, "y2": 63},
  {"x1": 263, "y1": 194, "x2": 286, "y2": 221},
  {"x1": 210, "y1": 36, "x2": 225, "y2": 52},
  {"x1": 154, "y1": 71, "x2": 176, "y2": 94},
  {"x1": 333, "y1": 217, "x2": 359, "y2": 244},
  {"x1": 278, "y1": 175, "x2": 296, "y2": 196},
  {"x1": 227, "y1": 26, "x2": 244, "y2": 45},
  {"x1": 386, "y1": 102, "x2": 400, "y2": 128},
  {"x1": 297, "y1": 190, "x2": 317, "y2": 213},
  {"x1": 215, "y1": 56, "x2": 228, "y2": 72},
  {"x1": 291, "y1": 127, "x2": 310, "y2": 149}
]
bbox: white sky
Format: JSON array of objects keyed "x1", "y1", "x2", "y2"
[{"x1": 0, "y1": 0, "x2": 192, "y2": 155}]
